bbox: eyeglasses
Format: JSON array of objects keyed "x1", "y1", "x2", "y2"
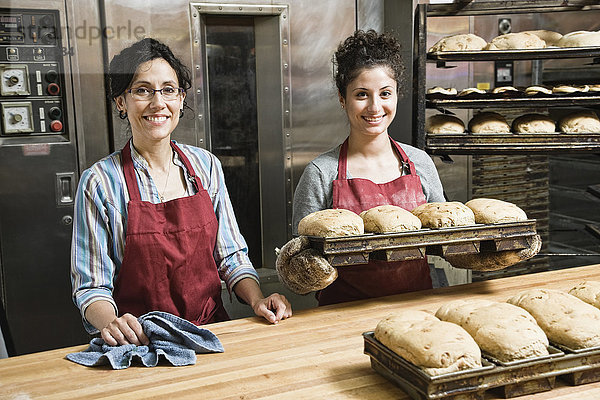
[{"x1": 127, "y1": 86, "x2": 184, "y2": 101}]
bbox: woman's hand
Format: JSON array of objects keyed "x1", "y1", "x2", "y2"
[
  {"x1": 100, "y1": 313, "x2": 150, "y2": 346},
  {"x1": 251, "y1": 293, "x2": 293, "y2": 324}
]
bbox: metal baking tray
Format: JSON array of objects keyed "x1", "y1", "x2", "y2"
[
  {"x1": 307, "y1": 220, "x2": 537, "y2": 267},
  {"x1": 363, "y1": 331, "x2": 558, "y2": 399},
  {"x1": 427, "y1": 47, "x2": 600, "y2": 62},
  {"x1": 482, "y1": 346, "x2": 564, "y2": 367},
  {"x1": 425, "y1": 134, "x2": 600, "y2": 155},
  {"x1": 427, "y1": 94, "x2": 600, "y2": 109}
]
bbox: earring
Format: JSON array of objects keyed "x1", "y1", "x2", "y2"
[
  {"x1": 119, "y1": 110, "x2": 128, "y2": 120},
  {"x1": 179, "y1": 109, "x2": 184, "y2": 118}
]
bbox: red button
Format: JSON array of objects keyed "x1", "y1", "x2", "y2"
[
  {"x1": 47, "y1": 83, "x2": 60, "y2": 95},
  {"x1": 50, "y1": 120, "x2": 63, "y2": 132}
]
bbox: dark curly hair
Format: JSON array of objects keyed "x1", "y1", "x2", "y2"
[
  {"x1": 108, "y1": 38, "x2": 192, "y2": 109},
  {"x1": 334, "y1": 30, "x2": 404, "y2": 99}
]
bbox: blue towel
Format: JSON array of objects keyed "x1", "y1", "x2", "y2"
[{"x1": 66, "y1": 311, "x2": 224, "y2": 369}]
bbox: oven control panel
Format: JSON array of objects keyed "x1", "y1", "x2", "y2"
[{"x1": 0, "y1": 9, "x2": 66, "y2": 137}]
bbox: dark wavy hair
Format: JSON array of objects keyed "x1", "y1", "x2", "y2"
[
  {"x1": 334, "y1": 30, "x2": 405, "y2": 99},
  {"x1": 108, "y1": 38, "x2": 192, "y2": 109}
]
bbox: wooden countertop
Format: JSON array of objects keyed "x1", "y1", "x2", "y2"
[{"x1": 2, "y1": 264, "x2": 600, "y2": 400}]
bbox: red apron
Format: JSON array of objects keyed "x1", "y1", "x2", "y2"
[
  {"x1": 113, "y1": 140, "x2": 229, "y2": 325},
  {"x1": 318, "y1": 137, "x2": 432, "y2": 306}
]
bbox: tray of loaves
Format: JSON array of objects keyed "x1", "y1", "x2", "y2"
[
  {"x1": 363, "y1": 282, "x2": 600, "y2": 399},
  {"x1": 299, "y1": 199, "x2": 539, "y2": 268}
]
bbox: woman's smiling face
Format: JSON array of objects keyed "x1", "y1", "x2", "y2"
[
  {"x1": 340, "y1": 66, "x2": 397, "y2": 138},
  {"x1": 116, "y1": 58, "x2": 185, "y2": 144}
]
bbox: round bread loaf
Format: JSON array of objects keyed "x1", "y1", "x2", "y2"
[
  {"x1": 511, "y1": 114, "x2": 556, "y2": 134},
  {"x1": 374, "y1": 311, "x2": 482, "y2": 376},
  {"x1": 569, "y1": 281, "x2": 600, "y2": 309},
  {"x1": 557, "y1": 31, "x2": 600, "y2": 47},
  {"x1": 558, "y1": 110, "x2": 600, "y2": 133},
  {"x1": 360, "y1": 205, "x2": 422, "y2": 233},
  {"x1": 484, "y1": 32, "x2": 546, "y2": 50},
  {"x1": 507, "y1": 288, "x2": 600, "y2": 349},
  {"x1": 465, "y1": 198, "x2": 528, "y2": 223},
  {"x1": 426, "y1": 114, "x2": 465, "y2": 134},
  {"x1": 525, "y1": 86, "x2": 552, "y2": 95},
  {"x1": 458, "y1": 87, "x2": 486, "y2": 97},
  {"x1": 522, "y1": 30, "x2": 563, "y2": 46},
  {"x1": 298, "y1": 208, "x2": 364, "y2": 237},
  {"x1": 436, "y1": 299, "x2": 549, "y2": 362},
  {"x1": 468, "y1": 112, "x2": 510, "y2": 134},
  {"x1": 428, "y1": 33, "x2": 487, "y2": 52},
  {"x1": 411, "y1": 201, "x2": 475, "y2": 229},
  {"x1": 427, "y1": 86, "x2": 458, "y2": 95},
  {"x1": 589, "y1": 84, "x2": 600, "y2": 92},
  {"x1": 492, "y1": 86, "x2": 519, "y2": 94}
]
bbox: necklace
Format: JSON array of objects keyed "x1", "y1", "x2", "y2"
[{"x1": 157, "y1": 155, "x2": 172, "y2": 203}]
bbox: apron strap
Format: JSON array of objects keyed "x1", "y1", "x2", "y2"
[
  {"x1": 170, "y1": 141, "x2": 202, "y2": 192},
  {"x1": 337, "y1": 138, "x2": 349, "y2": 179},
  {"x1": 389, "y1": 136, "x2": 418, "y2": 176},
  {"x1": 121, "y1": 139, "x2": 141, "y2": 201}
]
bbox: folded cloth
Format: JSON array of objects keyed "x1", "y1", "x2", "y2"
[{"x1": 66, "y1": 311, "x2": 224, "y2": 369}]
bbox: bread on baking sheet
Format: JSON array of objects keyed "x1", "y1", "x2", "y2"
[
  {"x1": 465, "y1": 198, "x2": 528, "y2": 223},
  {"x1": 360, "y1": 205, "x2": 422, "y2": 233},
  {"x1": 557, "y1": 31, "x2": 600, "y2": 47},
  {"x1": 558, "y1": 110, "x2": 600, "y2": 133},
  {"x1": 492, "y1": 86, "x2": 519, "y2": 94},
  {"x1": 374, "y1": 311, "x2": 482, "y2": 376},
  {"x1": 525, "y1": 85, "x2": 553, "y2": 96},
  {"x1": 522, "y1": 30, "x2": 563, "y2": 46},
  {"x1": 411, "y1": 201, "x2": 475, "y2": 229},
  {"x1": 511, "y1": 114, "x2": 556, "y2": 134},
  {"x1": 553, "y1": 84, "x2": 589, "y2": 94},
  {"x1": 427, "y1": 86, "x2": 458, "y2": 95},
  {"x1": 428, "y1": 33, "x2": 487, "y2": 52},
  {"x1": 569, "y1": 281, "x2": 600, "y2": 309},
  {"x1": 297, "y1": 208, "x2": 364, "y2": 237},
  {"x1": 484, "y1": 32, "x2": 546, "y2": 50},
  {"x1": 457, "y1": 87, "x2": 487, "y2": 97},
  {"x1": 468, "y1": 112, "x2": 511, "y2": 134},
  {"x1": 589, "y1": 84, "x2": 600, "y2": 92},
  {"x1": 435, "y1": 299, "x2": 549, "y2": 362},
  {"x1": 426, "y1": 114, "x2": 465, "y2": 134},
  {"x1": 507, "y1": 288, "x2": 600, "y2": 349}
]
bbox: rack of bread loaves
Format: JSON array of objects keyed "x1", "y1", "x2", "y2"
[
  {"x1": 296, "y1": 198, "x2": 540, "y2": 270},
  {"x1": 363, "y1": 281, "x2": 600, "y2": 399},
  {"x1": 414, "y1": 1, "x2": 600, "y2": 154}
]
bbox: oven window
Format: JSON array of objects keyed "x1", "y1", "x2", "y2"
[{"x1": 205, "y1": 16, "x2": 261, "y2": 266}]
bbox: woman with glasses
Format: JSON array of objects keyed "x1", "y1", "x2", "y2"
[{"x1": 71, "y1": 38, "x2": 291, "y2": 346}]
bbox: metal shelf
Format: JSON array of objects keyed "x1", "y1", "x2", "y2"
[
  {"x1": 427, "y1": 47, "x2": 600, "y2": 62},
  {"x1": 427, "y1": 94, "x2": 600, "y2": 109},
  {"x1": 427, "y1": 0, "x2": 600, "y2": 16},
  {"x1": 425, "y1": 134, "x2": 600, "y2": 154}
]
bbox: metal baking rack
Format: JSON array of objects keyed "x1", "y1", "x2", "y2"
[
  {"x1": 363, "y1": 331, "x2": 600, "y2": 399},
  {"x1": 413, "y1": 1, "x2": 600, "y2": 154},
  {"x1": 425, "y1": 134, "x2": 600, "y2": 155},
  {"x1": 306, "y1": 220, "x2": 537, "y2": 267}
]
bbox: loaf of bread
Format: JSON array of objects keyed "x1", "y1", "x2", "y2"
[
  {"x1": 557, "y1": 31, "x2": 600, "y2": 47},
  {"x1": 374, "y1": 311, "x2": 482, "y2": 376},
  {"x1": 512, "y1": 114, "x2": 556, "y2": 134},
  {"x1": 558, "y1": 110, "x2": 600, "y2": 133},
  {"x1": 468, "y1": 112, "x2": 511, "y2": 134},
  {"x1": 360, "y1": 205, "x2": 422, "y2": 233},
  {"x1": 484, "y1": 32, "x2": 546, "y2": 50},
  {"x1": 522, "y1": 30, "x2": 563, "y2": 46},
  {"x1": 411, "y1": 201, "x2": 475, "y2": 229},
  {"x1": 569, "y1": 281, "x2": 600, "y2": 309},
  {"x1": 426, "y1": 114, "x2": 465, "y2": 134},
  {"x1": 507, "y1": 288, "x2": 600, "y2": 349},
  {"x1": 427, "y1": 86, "x2": 458, "y2": 95},
  {"x1": 298, "y1": 209, "x2": 364, "y2": 237},
  {"x1": 429, "y1": 33, "x2": 487, "y2": 52},
  {"x1": 589, "y1": 84, "x2": 600, "y2": 92},
  {"x1": 458, "y1": 87, "x2": 486, "y2": 97},
  {"x1": 525, "y1": 86, "x2": 553, "y2": 96},
  {"x1": 436, "y1": 299, "x2": 549, "y2": 362},
  {"x1": 465, "y1": 198, "x2": 528, "y2": 223},
  {"x1": 492, "y1": 86, "x2": 519, "y2": 94},
  {"x1": 553, "y1": 85, "x2": 589, "y2": 94}
]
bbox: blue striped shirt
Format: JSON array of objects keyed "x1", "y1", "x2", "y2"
[{"x1": 71, "y1": 140, "x2": 258, "y2": 333}]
